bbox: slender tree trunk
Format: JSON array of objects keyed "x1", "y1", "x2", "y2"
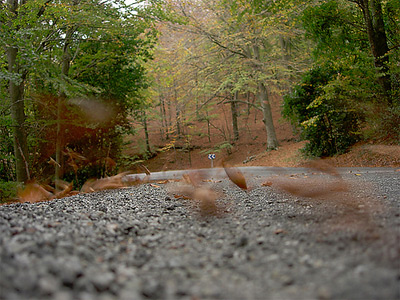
[
  {"x1": 231, "y1": 91, "x2": 239, "y2": 141},
  {"x1": 258, "y1": 82, "x2": 278, "y2": 150},
  {"x1": 246, "y1": 92, "x2": 251, "y2": 116},
  {"x1": 359, "y1": 0, "x2": 392, "y2": 101},
  {"x1": 7, "y1": 0, "x2": 29, "y2": 183},
  {"x1": 55, "y1": 97, "x2": 64, "y2": 184},
  {"x1": 206, "y1": 107, "x2": 211, "y2": 143},
  {"x1": 252, "y1": 44, "x2": 279, "y2": 150},
  {"x1": 142, "y1": 111, "x2": 151, "y2": 154},
  {"x1": 161, "y1": 97, "x2": 169, "y2": 140},
  {"x1": 167, "y1": 97, "x2": 172, "y2": 138},
  {"x1": 159, "y1": 94, "x2": 165, "y2": 140},
  {"x1": 176, "y1": 107, "x2": 181, "y2": 136},
  {"x1": 55, "y1": 27, "x2": 74, "y2": 184},
  {"x1": 174, "y1": 86, "x2": 182, "y2": 137}
]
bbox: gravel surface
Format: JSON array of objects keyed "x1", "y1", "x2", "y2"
[{"x1": 0, "y1": 169, "x2": 399, "y2": 300}]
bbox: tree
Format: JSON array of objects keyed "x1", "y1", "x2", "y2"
[
  {"x1": 282, "y1": 64, "x2": 362, "y2": 156},
  {"x1": 161, "y1": 0, "x2": 310, "y2": 150},
  {"x1": 300, "y1": 0, "x2": 399, "y2": 145},
  {"x1": 352, "y1": 0, "x2": 392, "y2": 101},
  {"x1": 1, "y1": 0, "x2": 158, "y2": 185},
  {"x1": 4, "y1": 0, "x2": 31, "y2": 182}
]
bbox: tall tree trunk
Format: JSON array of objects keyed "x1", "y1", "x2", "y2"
[
  {"x1": 174, "y1": 85, "x2": 182, "y2": 137},
  {"x1": 55, "y1": 27, "x2": 74, "y2": 184},
  {"x1": 246, "y1": 92, "x2": 251, "y2": 116},
  {"x1": 231, "y1": 91, "x2": 239, "y2": 141},
  {"x1": 159, "y1": 94, "x2": 166, "y2": 140},
  {"x1": 252, "y1": 44, "x2": 279, "y2": 150},
  {"x1": 258, "y1": 82, "x2": 278, "y2": 150},
  {"x1": 359, "y1": 0, "x2": 392, "y2": 101},
  {"x1": 142, "y1": 111, "x2": 151, "y2": 154},
  {"x1": 161, "y1": 97, "x2": 169, "y2": 139},
  {"x1": 7, "y1": 0, "x2": 29, "y2": 183},
  {"x1": 205, "y1": 106, "x2": 211, "y2": 143},
  {"x1": 167, "y1": 97, "x2": 172, "y2": 138}
]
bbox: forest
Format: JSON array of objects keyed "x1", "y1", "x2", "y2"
[{"x1": 1, "y1": 0, "x2": 399, "y2": 202}]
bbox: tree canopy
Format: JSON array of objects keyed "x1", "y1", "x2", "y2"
[{"x1": 1, "y1": 0, "x2": 399, "y2": 201}]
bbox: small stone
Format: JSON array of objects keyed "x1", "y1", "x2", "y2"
[
  {"x1": 236, "y1": 236, "x2": 248, "y2": 247},
  {"x1": 38, "y1": 276, "x2": 60, "y2": 295},
  {"x1": 13, "y1": 270, "x2": 37, "y2": 292},
  {"x1": 141, "y1": 279, "x2": 165, "y2": 299},
  {"x1": 58, "y1": 257, "x2": 83, "y2": 286},
  {"x1": 274, "y1": 229, "x2": 286, "y2": 235},
  {"x1": 106, "y1": 223, "x2": 119, "y2": 234},
  {"x1": 53, "y1": 291, "x2": 73, "y2": 300},
  {"x1": 91, "y1": 272, "x2": 115, "y2": 292}
]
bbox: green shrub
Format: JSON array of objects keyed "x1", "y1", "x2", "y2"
[
  {"x1": 364, "y1": 104, "x2": 400, "y2": 144},
  {"x1": 0, "y1": 181, "x2": 20, "y2": 203},
  {"x1": 283, "y1": 65, "x2": 362, "y2": 157}
]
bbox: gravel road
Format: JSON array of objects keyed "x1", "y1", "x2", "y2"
[{"x1": 0, "y1": 168, "x2": 399, "y2": 300}]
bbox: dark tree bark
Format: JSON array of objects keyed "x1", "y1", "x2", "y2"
[
  {"x1": 357, "y1": 0, "x2": 392, "y2": 101},
  {"x1": 56, "y1": 27, "x2": 75, "y2": 184},
  {"x1": 252, "y1": 45, "x2": 279, "y2": 150},
  {"x1": 7, "y1": 0, "x2": 29, "y2": 182},
  {"x1": 159, "y1": 94, "x2": 166, "y2": 140},
  {"x1": 231, "y1": 91, "x2": 239, "y2": 141},
  {"x1": 142, "y1": 111, "x2": 151, "y2": 154},
  {"x1": 174, "y1": 85, "x2": 182, "y2": 136},
  {"x1": 258, "y1": 82, "x2": 278, "y2": 150}
]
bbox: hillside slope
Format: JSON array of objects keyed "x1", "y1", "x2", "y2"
[{"x1": 125, "y1": 95, "x2": 400, "y2": 171}]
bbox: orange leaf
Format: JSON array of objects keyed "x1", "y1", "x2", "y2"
[
  {"x1": 222, "y1": 162, "x2": 247, "y2": 190},
  {"x1": 18, "y1": 183, "x2": 54, "y2": 203},
  {"x1": 173, "y1": 194, "x2": 191, "y2": 200}
]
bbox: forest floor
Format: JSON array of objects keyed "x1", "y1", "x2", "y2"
[{"x1": 125, "y1": 94, "x2": 400, "y2": 172}]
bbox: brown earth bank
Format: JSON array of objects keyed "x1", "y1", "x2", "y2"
[
  {"x1": 125, "y1": 93, "x2": 399, "y2": 172},
  {"x1": 131, "y1": 141, "x2": 400, "y2": 172}
]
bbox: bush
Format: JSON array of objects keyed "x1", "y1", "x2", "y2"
[
  {"x1": 283, "y1": 65, "x2": 362, "y2": 157},
  {"x1": 0, "y1": 181, "x2": 20, "y2": 203},
  {"x1": 364, "y1": 104, "x2": 400, "y2": 144}
]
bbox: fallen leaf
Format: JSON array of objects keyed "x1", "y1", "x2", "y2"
[
  {"x1": 173, "y1": 194, "x2": 191, "y2": 200},
  {"x1": 54, "y1": 180, "x2": 74, "y2": 199},
  {"x1": 150, "y1": 184, "x2": 160, "y2": 188},
  {"x1": 48, "y1": 157, "x2": 61, "y2": 168},
  {"x1": 182, "y1": 171, "x2": 204, "y2": 187},
  {"x1": 81, "y1": 171, "x2": 131, "y2": 192},
  {"x1": 222, "y1": 162, "x2": 247, "y2": 190},
  {"x1": 69, "y1": 97, "x2": 116, "y2": 123},
  {"x1": 304, "y1": 159, "x2": 340, "y2": 177},
  {"x1": 202, "y1": 179, "x2": 222, "y2": 183},
  {"x1": 193, "y1": 187, "x2": 220, "y2": 217},
  {"x1": 18, "y1": 182, "x2": 54, "y2": 203},
  {"x1": 138, "y1": 164, "x2": 151, "y2": 176},
  {"x1": 157, "y1": 180, "x2": 170, "y2": 184},
  {"x1": 271, "y1": 177, "x2": 348, "y2": 198}
]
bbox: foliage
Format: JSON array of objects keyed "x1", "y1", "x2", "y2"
[
  {"x1": 283, "y1": 0, "x2": 400, "y2": 157},
  {"x1": 146, "y1": 0, "x2": 312, "y2": 151},
  {"x1": 363, "y1": 104, "x2": 400, "y2": 144},
  {"x1": 0, "y1": 181, "x2": 20, "y2": 204},
  {"x1": 283, "y1": 65, "x2": 362, "y2": 157},
  {"x1": 201, "y1": 141, "x2": 234, "y2": 156},
  {"x1": 0, "y1": 0, "x2": 159, "y2": 188},
  {"x1": 0, "y1": 96, "x2": 15, "y2": 181}
]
